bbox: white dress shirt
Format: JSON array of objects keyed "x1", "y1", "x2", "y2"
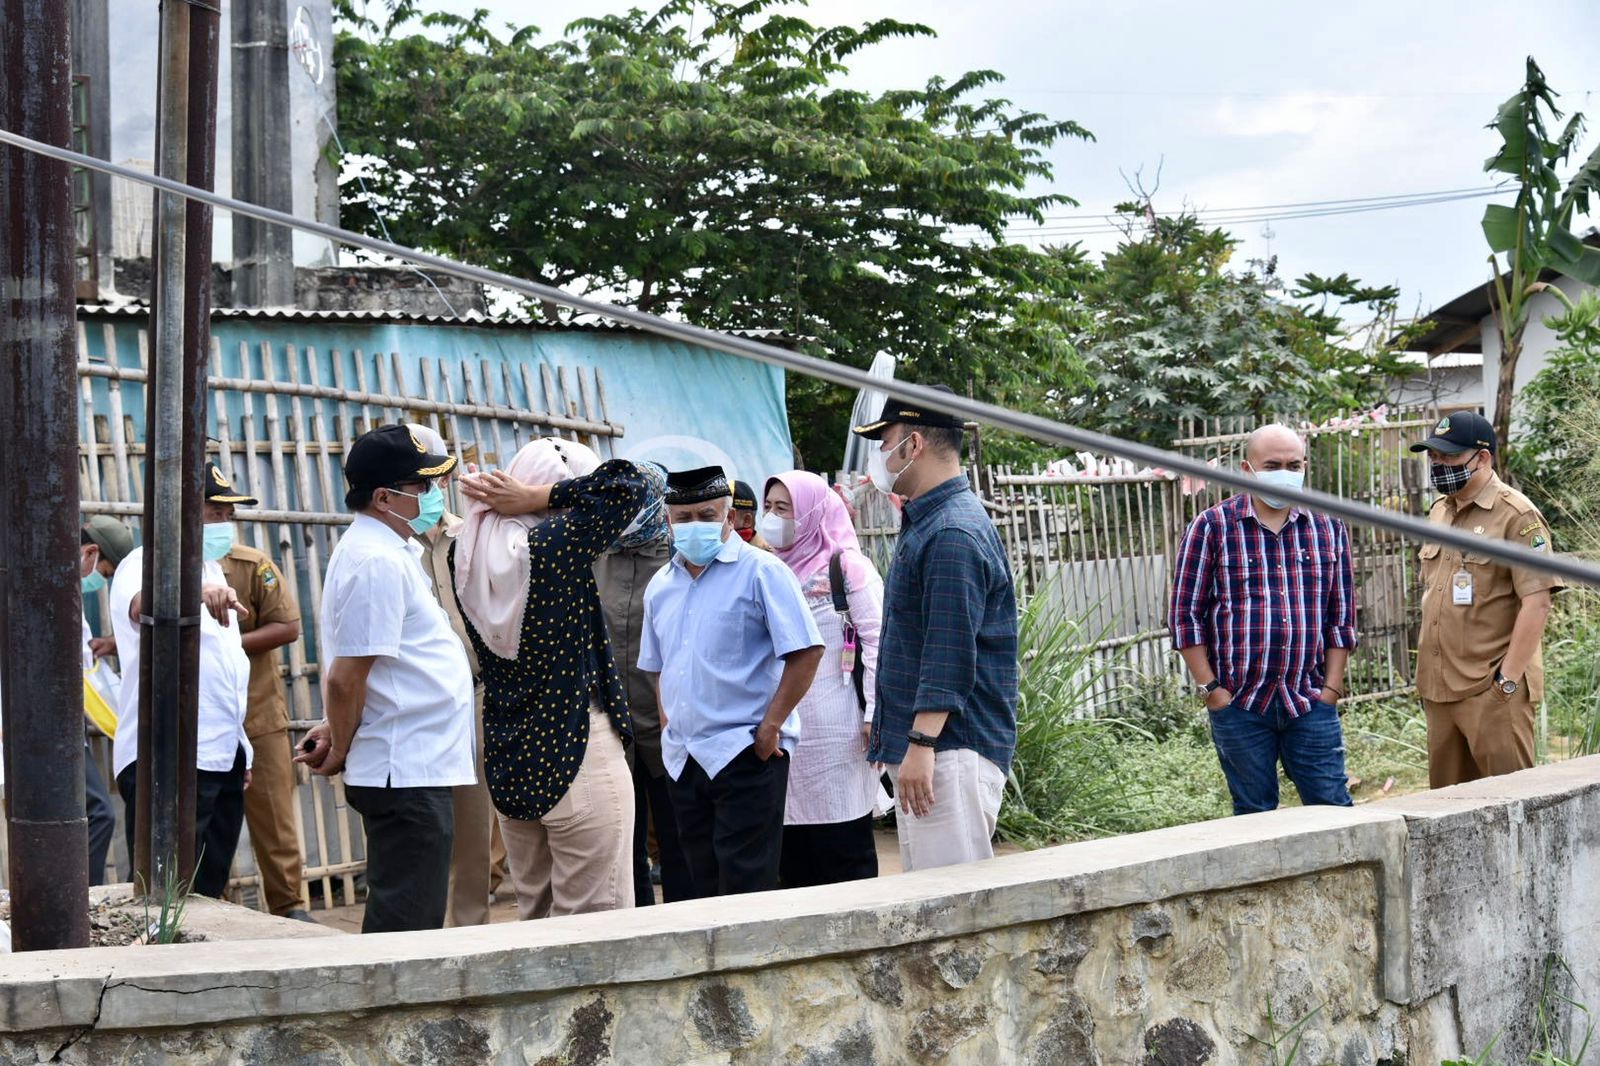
[
  {"x1": 110, "y1": 549, "x2": 253, "y2": 777},
  {"x1": 320, "y1": 513, "x2": 475, "y2": 788}
]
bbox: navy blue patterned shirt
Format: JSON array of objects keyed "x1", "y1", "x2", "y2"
[
  {"x1": 868, "y1": 475, "x2": 1019, "y2": 770},
  {"x1": 455, "y1": 459, "x2": 648, "y2": 821}
]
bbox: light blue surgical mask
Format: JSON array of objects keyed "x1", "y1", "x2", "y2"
[
  {"x1": 202, "y1": 521, "x2": 236, "y2": 561},
  {"x1": 1248, "y1": 467, "x2": 1305, "y2": 510},
  {"x1": 673, "y1": 521, "x2": 727, "y2": 567},
  {"x1": 81, "y1": 569, "x2": 107, "y2": 595},
  {"x1": 389, "y1": 484, "x2": 446, "y2": 535}
]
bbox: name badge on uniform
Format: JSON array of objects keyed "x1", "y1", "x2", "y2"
[{"x1": 1452, "y1": 568, "x2": 1473, "y2": 605}]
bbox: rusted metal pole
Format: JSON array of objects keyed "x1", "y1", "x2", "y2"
[
  {"x1": 137, "y1": 0, "x2": 216, "y2": 892},
  {"x1": 0, "y1": 0, "x2": 93, "y2": 949}
]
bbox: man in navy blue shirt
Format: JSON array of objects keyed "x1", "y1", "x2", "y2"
[{"x1": 854, "y1": 387, "x2": 1018, "y2": 872}]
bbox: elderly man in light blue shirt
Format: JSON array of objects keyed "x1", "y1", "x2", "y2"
[{"x1": 640, "y1": 465, "x2": 823, "y2": 897}]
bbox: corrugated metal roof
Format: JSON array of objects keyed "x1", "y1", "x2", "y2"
[{"x1": 74, "y1": 296, "x2": 806, "y2": 342}]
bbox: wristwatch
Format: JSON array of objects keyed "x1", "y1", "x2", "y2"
[
  {"x1": 1197, "y1": 679, "x2": 1221, "y2": 699},
  {"x1": 906, "y1": 729, "x2": 940, "y2": 748},
  {"x1": 1495, "y1": 670, "x2": 1518, "y2": 696}
]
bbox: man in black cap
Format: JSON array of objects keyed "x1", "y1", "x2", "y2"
[
  {"x1": 852, "y1": 386, "x2": 1018, "y2": 872},
  {"x1": 639, "y1": 465, "x2": 823, "y2": 896},
  {"x1": 297, "y1": 425, "x2": 476, "y2": 933},
  {"x1": 730, "y1": 480, "x2": 773, "y2": 551},
  {"x1": 1411, "y1": 412, "x2": 1562, "y2": 787}
]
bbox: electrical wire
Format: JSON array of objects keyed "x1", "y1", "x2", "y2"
[{"x1": 4, "y1": 124, "x2": 1595, "y2": 586}]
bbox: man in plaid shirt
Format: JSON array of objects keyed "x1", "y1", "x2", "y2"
[{"x1": 1169, "y1": 424, "x2": 1358, "y2": 815}]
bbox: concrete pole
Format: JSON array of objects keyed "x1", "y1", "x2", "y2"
[
  {"x1": 137, "y1": 0, "x2": 217, "y2": 892},
  {"x1": 69, "y1": 0, "x2": 112, "y2": 291},
  {"x1": 0, "y1": 0, "x2": 93, "y2": 951},
  {"x1": 231, "y1": 0, "x2": 294, "y2": 307}
]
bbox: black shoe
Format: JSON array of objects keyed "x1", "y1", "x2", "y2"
[{"x1": 282, "y1": 908, "x2": 318, "y2": 924}]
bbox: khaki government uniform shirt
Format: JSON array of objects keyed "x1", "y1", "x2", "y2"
[
  {"x1": 419, "y1": 513, "x2": 481, "y2": 681},
  {"x1": 1416, "y1": 472, "x2": 1563, "y2": 703},
  {"x1": 220, "y1": 544, "x2": 302, "y2": 738}
]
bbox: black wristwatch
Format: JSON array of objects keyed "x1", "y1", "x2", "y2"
[
  {"x1": 1197, "y1": 679, "x2": 1221, "y2": 699},
  {"x1": 1495, "y1": 670, "x2": 1519, "y2": 696},
  {"x1": 906, "y1": 729, "x2": 940, "y2": 749}
]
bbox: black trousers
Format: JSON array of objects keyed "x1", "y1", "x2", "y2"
[
  {"x1": 668, "y1": 746, "x2": 788, "y2": 898},
  {"x1": 779, "y1": 813, "x2": 879, "y2": 889},
  {"x1": 116, "y1": 746, "x2": 247, "y2": 898},
  {"x1": 632, "y1": 757, "x2": 693, "y2": 905},
  {"x1": 345, "y1": 783, "x2": 453, "y2": 934},
  {"x1": 84, "y1": 745, "x2": 117, "y2": 888}
]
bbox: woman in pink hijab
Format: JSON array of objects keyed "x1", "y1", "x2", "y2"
[{"x1": 761, "y1": 470, "x2": 887, "y2": 887}]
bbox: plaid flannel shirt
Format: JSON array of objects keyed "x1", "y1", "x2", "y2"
[
  {"x1": 868, "y1": 475, "x2": 1019, "y2": 770},
  {"x1": 1169, "y1": 493, "x2": 1359, "y2": 717}
]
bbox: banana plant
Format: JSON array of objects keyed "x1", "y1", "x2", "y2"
[{"x1": 1481, "y1": 57, "x2": 1600, "y2": 465}]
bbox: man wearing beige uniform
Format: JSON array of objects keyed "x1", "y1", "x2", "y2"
[
  {"x1": 407, "y1": 425, "x2": 505, "y2": 926},
  {"x1": 1413, "y1": 412, "x2": 1562, "y2": 787}
]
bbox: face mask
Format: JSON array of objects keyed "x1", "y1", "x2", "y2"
[
  {"x1": 866, "y1": 436, "x2": 915, "y2": 494},
  {"x1": 202, "y1": 521, "x2": 236, "y2": 561},
  {"x1": 388, "y1": 484, "x2": 446, "y2": 535},
  {"x1": 758, "y1": 511, "x2": 795, "y2": 549},
  {"x1": 81, "y1": 569, "x2": 107, "y2": 595},
  {"x1": 1430, "y1": 455, "x2": 1479, "y2": 496},
  {"x1": 673, "y1": 521, "x2": 727, "y2": 567},
  {"x1": 1248, "y1": 467, "x2": 1305, "y2": 510}
]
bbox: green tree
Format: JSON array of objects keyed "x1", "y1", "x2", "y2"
[
  {"x1": 1509, "y1": 292, "x2": 1600, "y2": 527},
  {"x1": 332, "y1": 1, "x2": 1094, "y2": 468},
  {"x1": 1480, "y1": 57, "x2": 1600, "y2": 465},
  {"x1": 1059, "y1": 211, "x2": 1408, "y2": 448}
]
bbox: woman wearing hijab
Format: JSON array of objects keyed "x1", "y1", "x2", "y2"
[
  {"x1": 762, "y1": 470, "x2": 887, "y2": 887},
  {"x1": 593, "y1": 462, "x2": 693, "y2": 905},
  {"x1": 454, "y1": 438, "x2": 651, "y2": 918}
]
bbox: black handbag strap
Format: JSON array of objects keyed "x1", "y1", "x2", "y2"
[{"x1": 828, "y1": 551, "x2": 869, "y2": 713}]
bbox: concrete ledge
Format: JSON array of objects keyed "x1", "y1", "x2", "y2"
[{"x1": 0, "y1": 803, "x2": 1413, "y2": 1034}]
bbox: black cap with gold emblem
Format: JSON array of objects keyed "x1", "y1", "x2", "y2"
[
  {"x1": 1410, "y1": 411, "x2": 1497, "y2": 455},
  {"x1": 851, "y1": 383, "x2": 967, "y2": 440},
  {"x1": 344, "y1": 424, "x2": 458, "y2": 490},
  {"x1": 731, "y1": 480, "x2": 759, "y2": 512},
  {"x1": 205, "y1": 461, "x2": 259, "y2": 505}
]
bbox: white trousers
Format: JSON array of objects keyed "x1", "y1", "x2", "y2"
[{"x1": 889, "y1": 748, "x2": 1006, "y2": 873}]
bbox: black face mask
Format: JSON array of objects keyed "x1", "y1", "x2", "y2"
[{"x1": 1429, "y1": 454, "x2": 1480, "y2": 495}]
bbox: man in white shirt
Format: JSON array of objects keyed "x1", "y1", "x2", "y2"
[
  {"x1": 109, "y1": 527, "x2": 255, "y2": 897},
  {"x1": 297, "y1": 425, "x2": 475, "y2": 933},
  {"x1": 79, "y1": 515, "x2": 134, "y2": 885}
]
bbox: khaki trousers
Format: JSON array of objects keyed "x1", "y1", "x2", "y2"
[
  {"x1": 889, "y1": 748, "x2": 1006, "y2": 873},
  {"x1": 1424, "y1": 686, "x2": 1535, "y2": 789},
  {"x1": 241, "y1": 729, "x2": 306, "y2": 914},
  {"x1": 446, "y1": 686, "x2": 508, "y2": 927},
  {"x1": 498, "y1": 709, "x2": 635, "y2": 919}
]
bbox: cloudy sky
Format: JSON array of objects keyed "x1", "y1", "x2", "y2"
[
  {"x1": 109, "y1": 0, "x2": 1600, "y2": 319},
  {"x1": 375, "y1": 0, "x2": 1600, "y2": 319}
]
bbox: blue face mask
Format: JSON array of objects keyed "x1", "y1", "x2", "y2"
[
  {"x1": 81, "y1": 568, "x2": 107, "y2": 595},
  {"x1": 390, "y1": 484, "x2": 446, "y2": 535},
  {"x1": 202, "y1": 521, "x2": 236, "y2": 561},
  {"x1": 672, "y1": 521, "x2": 727, "y2": 567},
  {"x1": 1248, "y1": 467, "x2": 1305, "y2": 510}
]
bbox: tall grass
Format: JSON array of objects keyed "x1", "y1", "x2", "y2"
[{"x1": 999, "y1": 598, "x2": 1230, "y2": 846}]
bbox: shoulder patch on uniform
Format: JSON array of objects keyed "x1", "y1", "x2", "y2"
[
  {"x1": 259, "y1": 562, "x2": 278, "y2": 588},
  {"x1": 1518, "y1": 521, "x2": 1543, "y2": 537},
  {"x1": 1531, "y1": 533, "x2": 1548, "y2": 552}
]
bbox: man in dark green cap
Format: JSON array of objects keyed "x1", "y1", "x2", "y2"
[{"x1": 79, "y1": 514, "x2": 134, "y2": 885}]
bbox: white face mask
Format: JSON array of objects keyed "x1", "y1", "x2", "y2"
[
  {"x1": 866, "y1": 435, "x2": 915, "y2": 494},
  {"x1": 1246, "y1": 464, "x2": 1305, "y2": 510},
  {"x1": 757, "y1": 511, "x2": 795, "y2": 549}
]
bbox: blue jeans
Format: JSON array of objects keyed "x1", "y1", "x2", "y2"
[{"x1": 1208, "y1": 698, "x2": 1353, "y2": 815}]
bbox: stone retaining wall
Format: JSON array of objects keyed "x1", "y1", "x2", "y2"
[{"x1": 7, "y1": 757, "x2": 1600, "y2": 1065}]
